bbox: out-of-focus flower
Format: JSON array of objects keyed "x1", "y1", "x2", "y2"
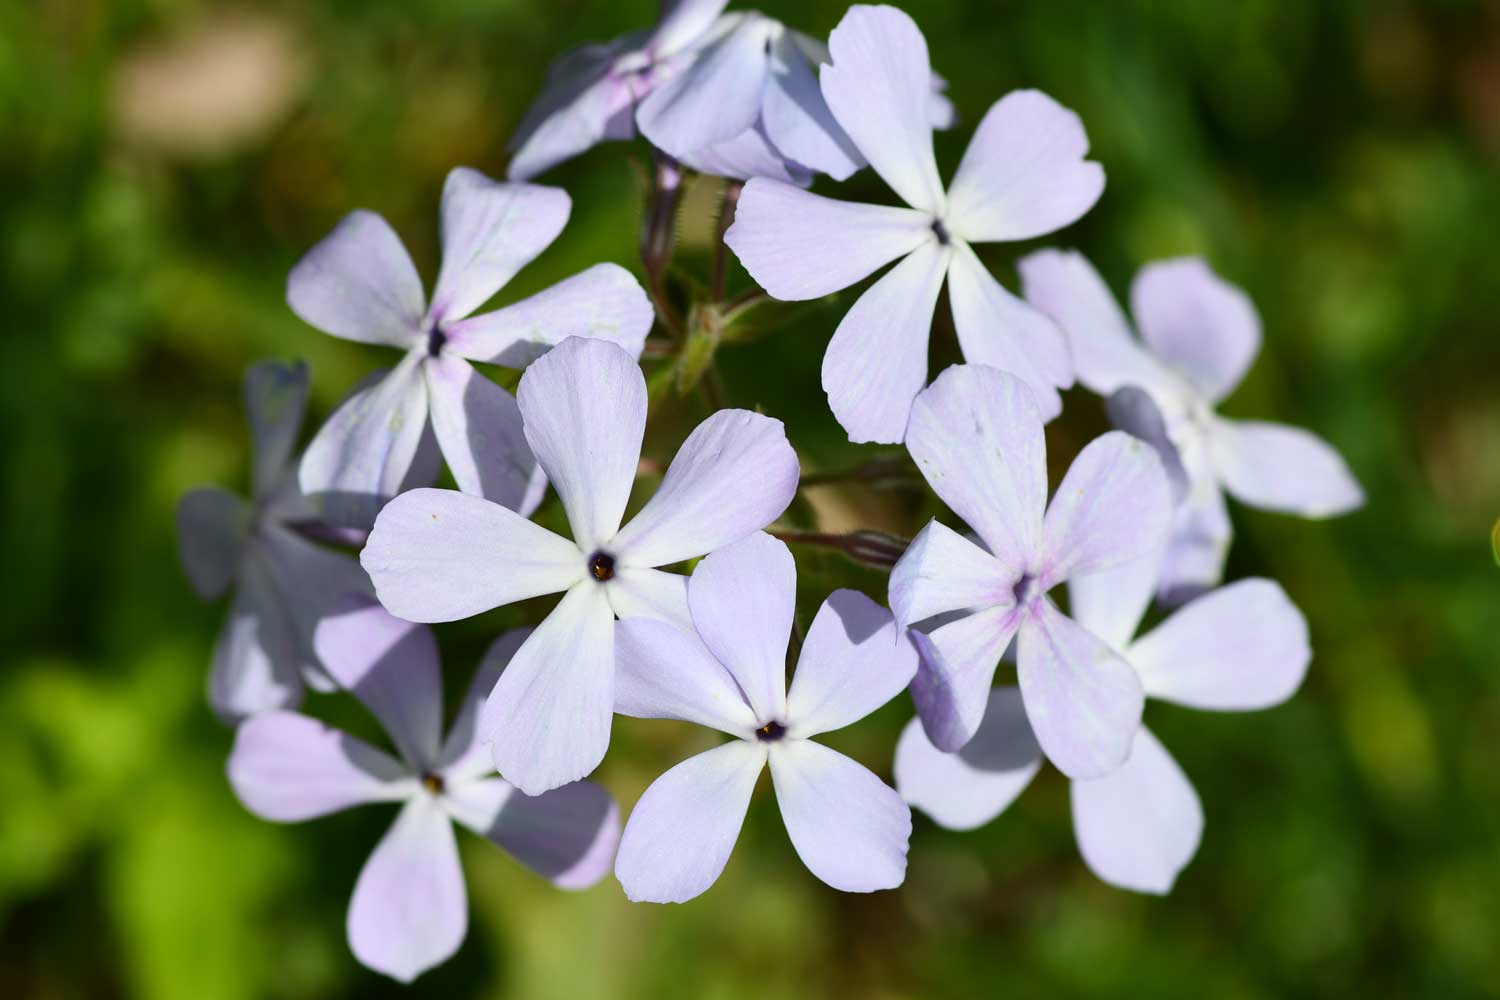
[
  {"x1": 640, "y1": 12, "x2": 954, "y2": 186},
  {"x1": 507, "y1": 0, "x2": 732, "y2": 180},
  {"x1": 360, "y1": 337, "x2": 800, "y2": 795},
  {"x1": 888, "y1": 364, "x2": 1172, "y2": 778},
  {"x1": 176, "y1": 360, "x2": 372, "y2": 721},
  {"x1": 112, "y1": 11, "x2": 307, "y2": 159},
  {"x1": 726, "y1": 5, "x2": 1103, "y2": 443},
  {"x1": 612, "y1": 533, "x2": 916, "y2": 902},
  {"x1": 227, "y1": 603, "x2": 620, "y2": 982},
  {"x1": 895, "y1": 553, "x2": 1310, "y2": 894},
  {"x1": 1020, "y1": 250, "x2": 1365, "y2": 600},
  {"x1": 288, "y1": 166, "x2": 652, "y2": 529}
]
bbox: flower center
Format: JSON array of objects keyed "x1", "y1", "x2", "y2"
[
  {"x1": 421, "y1": 772, "x2": 445, "y2": 795},
  {"x1": 426, "y1": 325, "x2": 447, "y2": 358},
  {"x1": 1012, "y1": 572, "x2": 1040, "y2": 607},
  {"x1": 931, "y1": 218, "x2": 952, "y2": 245},
  {"x1": 755, "y1": 721, "x2": 786, "y2": 742},
  {"x1": 588, "y1": 551, "x2": 616, "y2": 582}
]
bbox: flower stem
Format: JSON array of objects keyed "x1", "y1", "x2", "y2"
[
  {"x1": 770, "y1": 529, "x2": 911, "y2": 571},
  {"x1": 285, "y1": 518, "x2": 368, "y2": 551},
  {"x1": 798, "y1": 457, "x2": 922, "y2": 489},
  {"x1": 711, "y1": 180, "x2": 743, "y2": 302},
  {"x1": 640, "y1": 152, "x2": 685, "y2": 339}
]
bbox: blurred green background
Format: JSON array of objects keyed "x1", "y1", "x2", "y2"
[{"x1": 4, "y1": 0, "x2": 1499, "y2": 997}]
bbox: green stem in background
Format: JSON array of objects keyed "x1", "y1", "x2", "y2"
[
  {"x1": 771, "y1": 528, "x2": 911, "y2": 571},
  {"x1": 711, "y1": 180, "x2": 743, "y2": 303},
  {"x1": 698, "y1": 360, "x2": 729, "y2": 411}
]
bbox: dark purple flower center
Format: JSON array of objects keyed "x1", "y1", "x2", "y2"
[
  {"x1": 931, "y1": 219, "x2": 952, "y2": 245},
  {"x1": 588, "y1": 551, "x2": 616, "y2": 582},
  {"x1": 421, "y1": 772, "x2": 445, "y2": 794},
  {"x1": 755, "y1": 721, "x2": 786, "y2": 742},
  {"x1": 426, "y1": 325, "x2": 447, "y2": 358},
  {"x1": 1013, "y1": 573, "x2": 1039, "y2": 606}
]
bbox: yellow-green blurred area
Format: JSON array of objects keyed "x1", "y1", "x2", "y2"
[{"x1": 3, "y1": 0, "x2": 1499, "y2": 996}]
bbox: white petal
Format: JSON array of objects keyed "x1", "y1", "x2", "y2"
[
  {"x1": 313, "y1": 596, "x2": 444, "y2": 770},
  {"x1": 297, "y1": 353, "x2": 431, "y2": 530},
  {"x1": 904, "y1": 364, "x2": 1047, "y2": 570},
  {"x1": 482, "y1": 583, "x2": 616, "y2": 795},
  {"x1": 685, "y1": 533, "x2": 793, "y2": 725},
  {"x1": 894, "y1": 687, "x2": 1042, "y2": 830},
  {"x1": 786, "y1": 590, "x2": 918, "y2": 739},
  {"x1": 443, "y1": 777, "x2": 619, "y2": 890},
  {"x1": 176, "y1": 487, "x2": 250, "y2": 601},
  {"x1": 650, "y1": 0, "x2": 733, "y2": 57},
  {"x1": 1157, "y1": 477, "x2": 1234, "y2": 603},
  {"x1": 428, "y1": 169, "x2": 570, "y2": 323},
  {"x1": 443, "y1": 264, "x2": 653, "y2": 368},
  {"x1": 1015, "y1": 601, "x2": 1144, "y2": 779},
  {"x1": 517, "y1": 337, "x2": 645, "y2": 554},
  {"x1": 1071, "y1": 727, "x2": 1202, "y2": 894},
  {"x1": 945, "y1": 90, "x2": 1104, "y2": 243},
  {"x1": 286, "y1": 210, "x2": 425, "y2": 347},
  {"x1": 1040, "y1": 431, "x2": 1173, "y2": 586},
  {"x1": 614, "y1": 740, "x2": 767, "y2": 903},
  {"x1": 1067, "y1": 548, "x2": 1162, "y2": 653},
  {"x1": 606, "y1": 567, "x2": 693, "y2": 631},
  {"x1": 762, "y1": 30, "x2": 863, "y2": 181},
  {"x1": 678, "y1": 120, "x2": 813, "y2": 185},
  {"x1": 946, "y1": 243, "x2": 1072, "y2": 421},
  {"x1": 1131, "y1": 257, "x2": 1261, "y2": 404},
  {"x1": 361, "y1": 488, "x2": 583, "y2": 623},
  {"x1": 244, "y1": 360, "x2": 309, "y2": 501},
  {"x1": 1018, "y1": 248, "x2": 1171, "y2": 399},
  {"x1": 438, "y1": 628, "x2": 532, "y2": 781},
  {"x1": 908, "y1": 605, "x2": 1021, "y2": 753},
  {"x1": 820, "y1": 5, "x2": 944, "y2": 213},
  {"x1": 614, "y1": 617, "x2": 758, "y2": 735},
  {"x1": 347, "y1": 797, "x2": 467, "y2": 983},
  {"x1": 227, "y1": 710, "x2": 411, "y2": 821},
  {"x1": 1129, "y1": 578, "x2": 1310, "y2": 710},
  {"x1": 611, "y1": 409, "x2": 799, "y2": 568},
  {"x1": 636, "y1": 13, "x2": 772, "y2": 160},
  {"x1": 255, "y1": 524, "x2": 374, "y2": 672},
  {"x1": 822, "y1": 241, "x2": 949, "y2": 444},
  {"x1": 507, "y1": 46, "x2": 635, "y2": 181},
  {"x1": 207, "y1": 561, "x2": 303, "y2": 722},
  {"x1": 723, "y1": 180, "x2": 932, "y2": 300},
  {"x1": 1209, "y1": 418, "x2": 1365, "y2": 518},
  {"x1": 770, "y1": 740, "x2": 910, "y2": 892},
  {"x1": 424, "y1": 354, "x2": 545, "y2": 515},
  {"x1": 1103, "y1": 385, "x2": 1191, "y2": 501},
  {"x1": 888, "y1": 519, "x2": 1013, "y2": 631}
]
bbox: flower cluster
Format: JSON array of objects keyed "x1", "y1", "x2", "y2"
[{"x1": 177, "y1": 2, "x2": 1363, "y2": 982}]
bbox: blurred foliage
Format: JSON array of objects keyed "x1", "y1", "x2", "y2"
[{"x1": 2, "y1": 0, "x2": 1499, "y2": 997}]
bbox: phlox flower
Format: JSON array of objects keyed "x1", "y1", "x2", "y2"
[
  {"x1": 1020, "y1": 250, "x2": 1365, "y2": 599},
  {"x1": 360, "y1": 337, "x2": 800, "y2": 795},
  {"x1": 228, "y1": 599, "x2": 620, "y2": 982},
  {"x1": 506, "y1": 0, "x2": 732, "y2": 180},
  {"x1": 726, "y1": 4, "x2": 1103, "y2": 443},
  {"x1": 288, "y1": 166, "x2": 652, "y2": 529},
  {"x1": 889, "y1": 363, "x2": 1172, "y2": 778},
  {"x1": 637, "y1": 11, "x2": 953, "y2": 186},
  {"x1": 176, "y1": 360, "x2": 371, "y2": 721},
  {"x1": 612, "y1": 532, "x2": 917, "y2": 902},
  {"x1": 895, "y1": 554, "x2": 1310, "y2": 894}
]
